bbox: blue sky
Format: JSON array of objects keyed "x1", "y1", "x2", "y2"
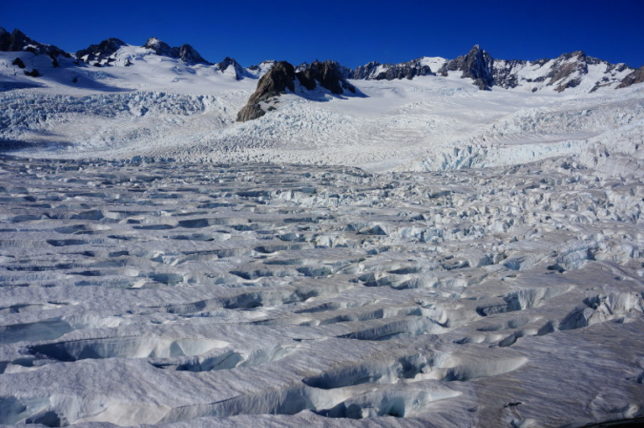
[{"x1": 2, "y1": 0, "x2": 643, "y2": 68}]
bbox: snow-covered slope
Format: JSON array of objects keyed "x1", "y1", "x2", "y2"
[
  {"x1": 1, "y1": 29, "x2": 642, "y2": 172},
  {"x1": 0, "y1": 28, "x2": 643, "y2": 428},
  {"x1": 1, "y1": 54, "x2": 642, "y2": 173}
]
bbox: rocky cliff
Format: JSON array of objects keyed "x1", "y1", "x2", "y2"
[
  {"x1": 0, "y1": 27, "x2": 69, "y2": 60},
  {"x1": 352, "y1": 58, "x2": 434, "y2": 80},
  {"x1": 237, "y1": 60, "x2": 357, "y2": 122}
]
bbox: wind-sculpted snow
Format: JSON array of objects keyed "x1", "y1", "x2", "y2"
[{"x1": 0, "y1": 155, "x2": 642, "y2": 426}]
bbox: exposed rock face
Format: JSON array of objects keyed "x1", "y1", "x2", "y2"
[
  {"x1": 237, "y1": 61, "x2": 296, "y2": 122},
  {"x1": 144, "y1": 38, "x2": 210, "y2": 65},
  {"x1": 11, "y1": 57, "x2": 25, "y2": 69},
  {"x1": 439, "y1": 45, "x2": 495, "y2": 90},
  {"x1": 296, "y1": 61, "x2": 356, "y2": 94},
  {"x1": 248, "y1": 60, "x2": 277, "y2": 78},
  {"x1": 77, "y1": 37, "x2": 210, "y2": 66},
  {"x1": 434, "y1": 46, "x2": 637, "y2": 93},
  {"x1": 0, "y1": 27, "x2": 69, "y2": 59},
  {"x1": 143, "y1": 37, "x2": 176, "y2": 57},
  {"x1": 23, "y1": 68, "x2": 41, "y2": 77},
  {"x1": 352, "y1": 58, "x2": 434, "y2": 80},
  {"x1": 216, "y1": 57, "x2": 247, "y2": 80},
  {"x1": 490, "y1": 59, "x2": 526, "y2": 89},
  {"x1": 237, "y1": 60, "x2": 357, "y2": 122},
  {"x1": 76, "y1": 38, "x2": 126, "y2": 66},
  {"x1": 545, "y1": 51, "x2": 591, "y2": 92},
  {"x1": 177, "y1": 44, "x2": 208, "y2": 65},
  {"x1": 617, "y1": 66, "x2": 644, "y2": 89}
]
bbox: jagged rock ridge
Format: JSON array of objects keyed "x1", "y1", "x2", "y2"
[
  {"x1": 353, "y1": 45, "x2": 641, "y2": 93},
  {"x1": 247, "y1": 60, "x2": 277, "y2": 78},
  {"x1": 0, "y1": 27, "x2": 69, "y2": 60},
  {"x1": 144, "y1": 37, "x2": 210, "y2": 65},
  {"x1": 1, "y1": 29, "x2": 642, "y2": 93},
  {"x1": 616, "y1": 66, "x2": 644, "y2": 89},
  {"x1": 439, "y1": 45, "x2": 494, "y2": 90},
  {"x1": 237, "y1": 61, "x2": 295, "y2": 121},
  {"x1": 74, "y1": 37, "x2": 210, "y2": 66},
  {"x1": 297, "y1": 60, "x2": 356, "y2": 94},
  {"x1": 76, "y1": 38, "x2": 127, "y2": 66},
  {"x1": 237, "y1": 60, "x2": 357, "y2": 122},
  {"x1": 352, "y1": 58, "x2": 435, "y2": 80},
  {"x1": 435, "y1": 46, "x2": 636, "y2": 92},
  {"x1": 215, "y1": 57, "x2": 248, "y2": 80}
]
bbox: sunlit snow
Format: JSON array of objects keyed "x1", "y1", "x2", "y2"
[{"x1": 0, "y1": 46, "x2": 642, "y2": 427}]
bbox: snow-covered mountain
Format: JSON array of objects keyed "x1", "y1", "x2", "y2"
[
  {"x1": 237, "y1": 60, "x2": 358, "y2": 121},
  {"x1": 443, "y1": 45, "x2": 640, "y2": 93},
  {"x1": 351, "y1": 57, "x2": 442, "y2": 80},
  {"x1": 0, "y1": 27, "x2": 642, "y2": 170},
  {"x1": 1, "y1": 28, "x2": 642, "y2": 94},
  {"x1": 0, "y1": 27, "x2": 69, "y2": 60},
  {"x1": 353, "y1": 45, "x2": 642, "y2": 93}
]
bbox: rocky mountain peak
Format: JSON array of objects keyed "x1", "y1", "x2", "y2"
[
  {"x1": 76, "y1": 37, "x2": 210, "y2": 66},
  {"x1": 237, "y1": 60, "x2": 357, "y2": 122},
  {"x1": 237, "y1": 61, "x2": 296, "y2": 121},
  {"x1": 144, "y1": 37, "x2": 175, "y2": 57},
  {"x1": 616, "y1": 65, "x2": 644, "y2": 89},
  {"x1": 351, "y1": 57, "x2": 435, "y2": 80},
  {"x1": 564, "y1": 50, "x2": 586, "y2": 59},
  {"x1": 177, "y1": 44, "x2": 209, "y2": 65},
  {"x1": 248, "y1": 60, "x2": 275, "y2": 70},
  {"x1": 216, "y1": 57, "x2": 247, "y2": 80},
  {"x1": 0, "y1": 27, "x2": 69, "y2": 59},
  {"x1": 296, "y1": 60, "x2": 356, "y2": 94},
  {"x1": 439, "y1": 44, "x2": 495, "y2": 90},
  {"x1": 144, "y1": 37, "x2": 163, "y2": 48},
  {"x1": 76, "y1": 38, "x2": 126, "y2": 65}
]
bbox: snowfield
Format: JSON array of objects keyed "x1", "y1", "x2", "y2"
[
  {"x1": 1, "y1": 49, "x2": 643, "y2": 173},
  {"x1": 0, "y1": 155, "x2": 642, "y2": 426},
  {"x1": 0, "y1": 46, "x2": 643, "y2": 427}
]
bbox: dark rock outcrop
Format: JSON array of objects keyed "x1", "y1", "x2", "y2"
[
  {"x1": 11, "y1": 57, "x2": 25, "y2": 68},
  {"x1": 296, "y1": 61, "x2": 356, "y2": 94},
  {"x1": 143, "y1": 37, "x2": 210, "y2": 65},
  {"x1": 76, "y1": 37, "x2": 209, "y2": 66},
  {"x1": 76, "y1": 38, "x2": 126, "y2": 66},
  {"x1": 237, "y1": 61, "x2": 296, "y2": 121},
  {"x1": 237, "y1": 60, "x2": 357, "y2": 121},
  {"x1": 352, "y1": 58, "x2": 434, "y2": 80},
  {"x1": 144, "y1": 37, "x2": 175, "y2": 57},
  {"x1": 24, "y1": 69, "x2": 41, "y2": 77},
  {"x1": 439, "y1": 45, "x2": 494, "y2": 90},
  {"x1": 216, "y1": 57, "x2": 247, "y2": 80},
  {"x1": 545, "y1": 51, "x2": 590, "y2": 92},
  {"x1": 177, "y1": 44, "x2": 208, "y2": 65},
  {"x1": 490, "y1": 59, "x2": 526, "y2": 89},
  {"x1": 0, "y1": 27, "x2": 69, "y2": 59},
  {"x1": 617, "y1": 66, "x2": 644, "y2": 89},
  {"x1": 248, "y1": 60, "x2": 277, "y2": 77},
  {"x1": 435, "y1": 46, "x2": 634, "y2": 93}
]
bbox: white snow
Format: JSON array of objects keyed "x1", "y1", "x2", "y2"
[
  {"x1": 3, "y1": 50, "x2": 641, "y2": 172},
  {"x1": 419, "y1": 56, "x2": 447, "y2": 72},
  {"x1": 0, "y1": 49, "x2": 643, "y2": 427}
]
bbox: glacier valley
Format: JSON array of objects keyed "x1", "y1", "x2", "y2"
[{"x1": 0, "y1": 30, "x2": 642, "y2": 427}]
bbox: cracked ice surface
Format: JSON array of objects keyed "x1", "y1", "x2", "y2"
[{"x1": 0, "y1": 155, "x2": 642, "y2": 427}]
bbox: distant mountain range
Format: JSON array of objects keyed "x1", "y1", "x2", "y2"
[{"x1": 1, "y1": 27, "x2": 643, "y2": 122}]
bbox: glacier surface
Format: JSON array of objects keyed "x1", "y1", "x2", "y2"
[{"x1": 0, "y1": 48, "x2": 643, "y2": 427}]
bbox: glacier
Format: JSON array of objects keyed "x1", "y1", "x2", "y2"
[{"x1": 0, "y1": 36, "x2": 643, "y2": 427}]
